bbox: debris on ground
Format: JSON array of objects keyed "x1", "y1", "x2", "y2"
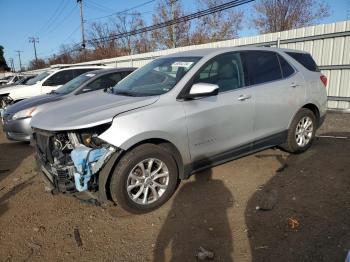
[
  {"x1": 254, "y1": 245, "x2": 268, "y2": 250},
  {"x1": 255, "y1": 189, "x2": 277, "y2": 211},
  {"x1": 73, "y1": 228, "x2": 83, "y2": 247},
  {"x1": 276, "y1": 164, "x2": 288, "y2": 173},
  {"x1": 196, "y1": 246, "x2": 214, "y2": 260},
  {"x1": 287, "y1": 217, "x2": 300, "y2": 230},
  {"x1": 25, "y1": 240, "x2": 41, "y2": 250}
]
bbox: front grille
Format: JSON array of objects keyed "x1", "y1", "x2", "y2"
[{"x1": 33, "y1": 130, "x2": 55, "y2": 164}]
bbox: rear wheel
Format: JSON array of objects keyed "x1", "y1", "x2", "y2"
[
  {"x1": 109, "y1": 144, "x2": 179, "y2": 213},
  {"x1": 282, "y1": 108, "x2": 316, "y2": 153}
]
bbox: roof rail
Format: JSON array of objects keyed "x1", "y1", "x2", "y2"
[{"x1": 50, "y1": 63, "x2": 106, "y2": 69}]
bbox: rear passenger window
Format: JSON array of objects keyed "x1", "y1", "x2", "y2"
[
  {"x1": 286, "y1": 52, "x2": 320, "y2": 72},
  {"x1": 278, "y1": 55, "x2": 295, "y2": 78},
  {"x1": 44, "y1": 70, "x2": 74, "y2": 86},
  {"x1": 84, "y1": 73, "x2": 122, "y2": 92},
  {"x1": 243, "y1": 51, "x2": 282, "y2": 85}
]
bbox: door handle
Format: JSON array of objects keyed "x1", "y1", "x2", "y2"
[
  {"x1": 237, "y1": 94, "x2": 252, "y2": 101},
  {"x1": 290, "y1": 83, "x2": 300, "y2": 88}
]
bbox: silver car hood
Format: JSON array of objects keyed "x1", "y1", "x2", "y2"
[{"x1": 31, "y1": 91, "x2": 159, "y2": 131}]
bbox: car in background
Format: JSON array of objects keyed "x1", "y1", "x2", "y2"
[
  {"x1": 2, "y1": 67, "x2": 135, "y2": 142},
  {"x1": 0, "y1": 75, "x2": 25, "y2": 86},
  {"x1": 31, "y1": 47, "x2": 327, "y2": 213},
  {"x1": 0, "y1": 75, "x2": 37, "y2": 88},
  {"x1": 0, "y1": 64, "x2": 107, "y2": 109}
]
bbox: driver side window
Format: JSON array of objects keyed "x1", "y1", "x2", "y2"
[{"x1": 193, "y1": 53, "x2": 246, "y2": 92}]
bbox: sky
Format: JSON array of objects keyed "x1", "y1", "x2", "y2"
[{"x1": 0, "y1": 0, "x2": 348, "y2": 70}]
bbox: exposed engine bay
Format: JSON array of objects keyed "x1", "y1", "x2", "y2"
[
  {"x1": 0, "y1": 94, "x2": 14, "y2": 109},
  {"x1": 32, "y1": 125, "x2": 116, "y2": 195}
]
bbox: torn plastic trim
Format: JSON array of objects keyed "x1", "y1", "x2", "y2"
[{"x1": 70, "y1": 145, "x2": 116, "y2": 192}]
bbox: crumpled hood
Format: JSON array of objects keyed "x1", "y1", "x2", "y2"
[
  {"x1": 31, "y1": 91, "x2": 159, "y2": 131},
  {"x1": 5, "y1": 93, "x2": 63, "y2": 114}
]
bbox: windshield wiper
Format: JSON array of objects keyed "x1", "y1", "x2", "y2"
[{"x1": 49, "y1": 90, "x2": 58, "y2": 94}]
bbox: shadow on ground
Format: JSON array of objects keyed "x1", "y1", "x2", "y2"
[
  {"x1": 0, "y1": 176, "x2": 35, "y2": 217},
  {"x1": 246, "y1": 133, "x2": 350, "y2": 262},
  {"x1": 0, "y1": 141, "x2": 34, "y2": 217},
  {"x1": 154, "y1": 169, "x2": 234, "y2": 262},
  {"x1": 0, "y1": 141, "x2": 33, "y2": 184}
]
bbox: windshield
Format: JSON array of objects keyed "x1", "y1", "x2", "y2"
[
  {"x1": 55, "y1": 73, "x2": 95, "y2": 94},
  {"x1": 112, "y1": 56, "x2": 201, "y2": 96},
  {"x1": 25, "y1": 71, "x2": 51, "y2": 85}
]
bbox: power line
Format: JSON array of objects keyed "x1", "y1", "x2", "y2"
[
  {"x1": 29, "y1": 37, "x2": 39, "y2": 62},
  {"x1": 40, "y1": 5, "x2": 77, "y2": 38},
  {"x1": 85, "y1": 0, "x2": 113, "y2": 13},
  {"x1": 89, "y1": 0, "x2": 254, "y2": 44},
  {"x1": 35, "y1": 0, "x2": 67, "y2": 35},
  {"x1": 38, "y1": 0, "x2": 70, "y2": 37},
  {"x1": 86, "y1": 0, "x2": 156, "y2": 21}
]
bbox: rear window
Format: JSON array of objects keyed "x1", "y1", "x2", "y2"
[
  {"x1": 286, "y1": 52, "x2": 320, "y2": 72},
  {"x1": 243, "y1": 51, "x2": 282, "y2": 85}
]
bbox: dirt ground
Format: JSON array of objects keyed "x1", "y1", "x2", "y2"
[{"x1": 0, "y1": 112, "x2": 349, "y2": 262}]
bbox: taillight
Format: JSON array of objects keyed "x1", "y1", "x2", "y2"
[{"x1": 320, "y1": 75, "x2": 327, "y2": 87}]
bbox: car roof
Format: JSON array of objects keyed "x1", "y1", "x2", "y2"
[
  {"x1": 164, "y1": 46, "x2": 309, "y2": 58},
  {"x1": 84, "y1": 67, "x2": 137, "y2": 75}
]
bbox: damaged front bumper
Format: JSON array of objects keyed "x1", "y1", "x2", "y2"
[{"x1": 32, "y1": 128, "x2": 121, "y2": 202}]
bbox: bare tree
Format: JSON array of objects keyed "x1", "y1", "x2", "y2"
[
  {"x1": 151, "y1": 0, "x2": 191, "y2": 49},
  {"x1": 28, "y1": 58, "x2": 47, "y2": 70},
  {"x1": 252, "y1": 0, "x2": 330, "y2": 33},
  {"x1": 112, "y1": 12, "x2": 151, "y2": 55},
  {"x1": 191, "y1": 0, "x2": 244, "y2": 45}
]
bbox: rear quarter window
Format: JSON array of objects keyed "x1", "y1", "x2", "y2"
[
  {"x1": 286, "y1": 52, "x2": 320, "y2": 72},
  {"x1": 278, "y1": 54, "x2": 295, "y2": 78}
]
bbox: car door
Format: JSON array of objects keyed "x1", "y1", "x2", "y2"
[
  {"x1": 242, "y1": 51, "x2": 306, "y2": 140},
  {"x1": 182, "y1": 52, "x2": 255, "y2": 163}
]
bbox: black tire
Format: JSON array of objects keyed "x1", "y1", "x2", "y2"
[
  {"x1": 282, "y1": 108, "x2": 317, "y2": 154},
  {"x1": 109, "y1": 143, "x2": 179, "y2": 213}
]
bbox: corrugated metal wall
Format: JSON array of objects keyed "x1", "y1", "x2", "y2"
[{"x1": 33, "y1": 20, "x2": 350, "y2": 109}]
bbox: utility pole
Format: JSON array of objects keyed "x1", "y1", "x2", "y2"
[
  {"x1": 29, "y1": 37, "x2": 39, "y2": 62},
  {"x1": 77, "y1": 0, "x2": 86, "y2": 49},
  {"x1": 8, "y1": 58, "x2": 15, "y2": 72},
  {"x1": 169, "y1": 0, "x2": 177, "y2": 48},
  {"x1": 15, "y1": 50, "x2": 23, "y2": 72}
]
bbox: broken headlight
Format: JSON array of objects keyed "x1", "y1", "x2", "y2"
[{"x1": 78, "y1": 123, "x2": 112, "y2": 148}]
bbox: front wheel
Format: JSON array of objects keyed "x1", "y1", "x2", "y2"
[
  {"x1": 282, "y1": 108, "x2": 317, "y2": 153},
  {"x1": 109, "y1": 144, "x2": 179, "y2": 213}
]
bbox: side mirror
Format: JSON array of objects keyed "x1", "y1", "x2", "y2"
[{"x1": 184, "y1": 83, "x2": 219, "y2": 99}]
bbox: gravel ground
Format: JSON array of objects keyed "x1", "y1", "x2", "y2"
[{"x1": 0, "y1": 112, "x2": 349, "y2": 262}]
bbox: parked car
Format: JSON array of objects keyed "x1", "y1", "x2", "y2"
[
  {"x1": 31, "y1": 47, "x2": 327, "y2": 213},
  {"x1": 0, "y1": 64, "x2": 107, "y2": 109},
  {"x1": 2, "y1": 68, "x2": 135, "y2": 141},
  {"x1": 0, "y1": 75, "x2": 25, "y2": 86},
  {"x1": 0, "y1": 75, "x2": 37, "y2": 88}
]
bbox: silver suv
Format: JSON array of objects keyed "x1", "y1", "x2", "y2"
[{"x1": 31, "y1": 47, "x2": 327, "y2": 213}]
